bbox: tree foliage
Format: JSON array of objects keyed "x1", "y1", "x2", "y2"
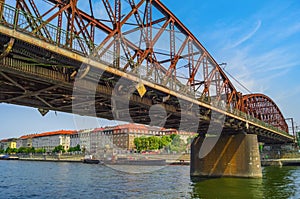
[
  {"x1": 52, "y1": 145, "x2": 65, "y2": 153},
  {"x1": 17, "y1": 147, "x2": 36, "y2": 154},
  {"x1": 35, "y1": 148, "x2": 46, "y2": 153},
  {"x1": 134, "y1": 134, "x2": 186, "y2": 153},
  {"x1": 68, "y1": 144, "x2": 81, "y2": 152},
  {"x1": 169, "y1": 134, "x2": 186, "y2": 152},
  {"x1": 5, "y1": 147, "x2": 18, "y2": 154}
]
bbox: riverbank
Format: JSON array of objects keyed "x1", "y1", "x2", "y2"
[
  {"x1": 6, "y1": 152, "x2": 300, "y2": 167},
  {"x1": 3, "y1": 153, "x2": 191, "y2": 165},
  {"x1": 262, "y1": 158, "x2": 300, "y2": 166},
  {"x1": 17, "y1": 154, "x2": 84, "y2": 163}
]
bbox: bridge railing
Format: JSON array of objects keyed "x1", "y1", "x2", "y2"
[
  {"x1": 1, "y1": 4, "x2": 94, "y2": 54},
  {"x1": 226, "y1": 105, "x2": 290, "y2": 136},
  {"x1": 0, "y1": 3, "x2": 194, "y2": 96},
  {"x1": 0, "y1": 3, "x2": 292, "y2": 138}
]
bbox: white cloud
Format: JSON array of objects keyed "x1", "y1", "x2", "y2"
[{"x1": 229, "y1": 20, "x2": 262, "y2": 49}]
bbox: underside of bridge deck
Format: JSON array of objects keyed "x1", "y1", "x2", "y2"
[
  {"x1": 0, "y1": 33, "x2": 294, "y2": 145},
  {"x1": 0, "y1": 0, "x2": 295, "y2": 179}
]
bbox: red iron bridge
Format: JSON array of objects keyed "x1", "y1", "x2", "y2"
[{"x1": 0, "y1": 0, "x2": 295, "y2": 178}]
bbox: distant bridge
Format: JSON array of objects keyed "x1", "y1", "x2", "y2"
[{"x1": 0, "y1": 0, "x2": 295, "y2": 177}]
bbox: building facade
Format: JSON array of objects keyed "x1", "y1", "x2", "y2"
[
  {"x1": 2, "y1": 124, "x2": 195, "y2": 154},
  {"x1": 14, "y1": 130, "x2": 76, "y2": 153},
  {"x1": 82, "y1": 123, "x2": 196, "y2": 153},
  {"x1": 0, "y1": 138, "x2": 17, "y2": 151},
  {"x1": 17, "y1": 135, "x2": 34, "y2": 148}
]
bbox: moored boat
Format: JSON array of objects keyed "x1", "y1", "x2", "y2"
[
  {"x1": 82, "y1": 155, "x2": 101, "y2": 164},
  {"x1": 83, "y1": 158, "x2": 100, "y2": 164},
  {"x1": 0, "y1": 155, "x2": 19, "y2": 160}
]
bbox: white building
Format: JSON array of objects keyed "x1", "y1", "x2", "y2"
[
  {"x1": 77, "y1": 129, "x2": 93, "y2": 153},
  {"x1": 31, "y1": 130, "x2": 75, "y2": 152},
  {"x1": 17, "y1": 135, "x2": 34, "y2": 148},
  {"x1": 70, "y1": 132, "x2": 80, "y2": 148}
]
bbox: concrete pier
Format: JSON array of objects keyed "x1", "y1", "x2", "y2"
[{"x1": 191, "y1": 133, "x2": 262, "y2": 178}]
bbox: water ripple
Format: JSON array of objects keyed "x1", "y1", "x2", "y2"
[{"x1": 0, "y1": 161, "x2": 299, "y2": 198}]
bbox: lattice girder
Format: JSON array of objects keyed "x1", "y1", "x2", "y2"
[
  {"x1": 242, "y1": 94, "x2": 288, "y2": 133},
  {"x1": 1, "y1": 0, "x2": 242, "y2": 109}
]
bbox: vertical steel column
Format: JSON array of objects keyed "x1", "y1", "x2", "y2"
[
  {"x1": 0, "y1": 0, "x2": 5, "y2": 21},
  {"x1": 90, "y1": 24, "x2": 95, "y2": 52},
  {"x1": 13, "y1": 0, "x2": 21, "y2": 29},
  {"x1": 169, "y1": 21, "x2": 175, "y2": 89},
  {"x1": 146, "y1": 0, "x2": 152, "y2": 49},
  {"x1": 145, "y1": 0, "x2": 152, "y2": 79},
  {"x1": 66, "y1": 11, "x2": 71, "y2": 47},
  {"x1": 68, "y1": 0, "x2": 78, "y2": 49},
  {"x1": 56, "y1": 12, "x2": 62, "y2": 45},
  {"x1": 113, "y1": 0, "x2": 121, "y2": 69},
  {"x1": 215, "y1": 71, "x2": 221, "y2": 98},
  {"x1": 188, "y1": 40, "x2": 194, "y2": 91}
]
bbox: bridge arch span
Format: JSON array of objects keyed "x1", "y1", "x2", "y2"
[{"x1": 242, "y1": 94, "x2": 288, "y2": 133}]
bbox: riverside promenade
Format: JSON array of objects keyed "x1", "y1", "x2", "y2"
[
  {"x1": 262, "y1": 158, "x2": 300, "y2": 166},
  {"x1": 18, "y1": 154, "x2": 84, "y2": 163},
  {"x1": 15, "y1": 153, "x2": 191, "y2": 165}
]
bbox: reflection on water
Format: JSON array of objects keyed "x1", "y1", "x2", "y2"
[
  {"x1": 191, "y1": 177, "x2": 264, "y2": 198},
  {"x1": 191, "y1": 166, "x2": 300, "y2": 199},
  {"x1": 262, "y1": 166, "x2": 298, "y2": 199},
  {"x1": 0, "y1": 161, "x2": 300, "y2": 198}
]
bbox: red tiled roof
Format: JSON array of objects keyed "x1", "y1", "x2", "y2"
[
  {"x1": 35, "y1": 130, "x2": 76, "y2": 138},
  {"x1": 19, "y1": 130, "x2": 76, "y2": 139},
  {"x1": 20, "y1": 134, "x2": 35, "y2": 139},
  {"x1": 115, "y1": 123, "x2": 148, "y2": 130},
  {"x1": 92, "y1": 128, "x2": 105, "y2": 132}
]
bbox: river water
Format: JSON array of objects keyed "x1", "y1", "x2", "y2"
[{"x1": 0, "y1": 160, "x2": 300, "y2": 199}]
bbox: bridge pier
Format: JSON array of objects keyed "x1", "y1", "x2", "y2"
[{"x1": 191, "y1": 133, "x2": 262, "y2": 178}]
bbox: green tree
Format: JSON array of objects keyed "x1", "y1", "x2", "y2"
[
  {"x1": 0, "y1": 148, "x2": 4, "y2": 154},
  {"x1": 169, "y1": 134, "x2": 186, "y2": 153},
  {"x1": 35, "y1": 148, "x2": 46, "y2": 153},
  {"x1": 170, "y1": 134, "x2": 177, "y2": 140},
  {"x1": 5, "y1": 147, "x2": 17, "y2": 154},
  {"x1": 134, "y1": 136, "x2": 174, "y2": 152},
  {"x1": 75, "y1": 144, "x2": 81, "y2": 151},
  {"x1": 148, "y1": 136, "x2": 160, "y2": 150},
  {"x1": 159, "y1": 135, "x2": 172, "y2": 149},
  {"x1": 18, "y1": 147, "x2": 36, "y2": 154},
  {"x1": 141, "y1": 136, "x2": 149, "y2": 151},
  {"x1": 68, "y1": 144, "x2": 81, "y2": 152},
  {"x1": 52, "y1": 145, "x2": 65, "y2": 153},
  {"x1": 17, "y1": 147, "x2": 27, "y2": 154},
  {"x1": 134, "y1": 137, "x2": 142, "y2": 152}
]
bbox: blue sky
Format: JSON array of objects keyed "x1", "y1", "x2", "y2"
[{"x1": 1, "y1": 0, "x2": 300, "y2": 139}]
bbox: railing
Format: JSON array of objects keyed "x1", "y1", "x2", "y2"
[
  {"x1": 0, "y1": 3, "x2": 292, "y2": 138},
  {"x1": 0, "y1": 3, "x2": 191, "y2": 95}
]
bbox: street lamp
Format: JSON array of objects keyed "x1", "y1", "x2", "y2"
[
  {"x1": 285, "y1": 118, "x2": 296, "y2": 143},
  {"x1": 219, "y1": 63, "x2": 227, "y2": 69}
]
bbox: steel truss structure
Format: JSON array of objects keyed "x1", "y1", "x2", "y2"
[
  {"x1": 0, "y1": 0, "x2": 290, "y2": 135},
  {"x1": 243, "y1": 94, "x2": 288, "y2": 133},
  {"x1": 1, "y1": 0, "x2": 241, "y2": 105}
]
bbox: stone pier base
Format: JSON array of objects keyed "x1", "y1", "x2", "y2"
[{"x1": 191, "y1": 133, "x2": 262, "y2": 178}]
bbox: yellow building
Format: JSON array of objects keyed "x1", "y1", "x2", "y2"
[
  {"x1": 0, "y1": 138, "x2": 17, "y2": 150},
  {"x1": 9, "y1": 141, "x2": 17, "y2": 149}
]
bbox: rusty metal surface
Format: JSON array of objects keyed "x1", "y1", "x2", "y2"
[
  {"x1": 0, "y1": 0, "x2": 241, "y2": 107},
  {"x1": 242, "y1": 94, "x2": 289, "y2": 133},
  {"x1": 0, "y1": 1, "x2": 294, "y2": 144}
]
